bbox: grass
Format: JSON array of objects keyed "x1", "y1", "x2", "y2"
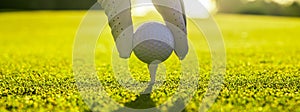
[{"x1": 0, "y1": 11, "x2": 300, "y2": 112}]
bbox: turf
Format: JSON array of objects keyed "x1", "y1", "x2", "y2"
[{"x1": 0, "y1": 11, "x2": 300, "y2": 112}]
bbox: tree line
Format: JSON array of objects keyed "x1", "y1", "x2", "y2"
[
  {"x1": 1, "y1": 0, "x2": 300, "y2": 16},
  {"x1": 217, "y1": 0, "x2": 300, "y2": 16},
  {"x1": 0, "y1": 0, "x2": 97, "y2": 10}
]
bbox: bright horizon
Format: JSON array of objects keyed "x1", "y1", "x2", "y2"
[{"x1": 132, "y1": 0, "x2": 216, "y2": 18}]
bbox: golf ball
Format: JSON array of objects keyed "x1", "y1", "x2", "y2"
[{"x1": 133, "y1": 22, "x2": 174, "y2": 64}]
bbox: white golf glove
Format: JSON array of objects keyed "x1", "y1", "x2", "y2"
[
  {"x1": 152, "y1": 0, "x2": 188, "y2": 60},
  {"x1": 98, "y1": 0, "x2": 134, "y2": 59},
  {"x1": 99, "y1": 0, "x2": 188, "y2": 60}
]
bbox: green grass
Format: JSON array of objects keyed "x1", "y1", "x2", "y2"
[{"x1": 0, "y1": 11, "x2": 300, "y2": 112}]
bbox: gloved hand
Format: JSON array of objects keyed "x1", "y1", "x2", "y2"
[{"x1": 98, "y1": 0, "x2": 188, "y2": 60}]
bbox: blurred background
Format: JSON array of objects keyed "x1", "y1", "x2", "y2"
[
  {"x1": 1, "y1": 0, "x2": 300, "y2": 16},
  {"x1": 1, "y1": 0, "x2": 300, "y2": 111}
]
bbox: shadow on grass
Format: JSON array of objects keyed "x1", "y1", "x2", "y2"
[
  {"x1": 124, "y1": 93, "x2": 156, "y2": 109},
  {"x1": 114, "y1": 84, "x2": 157, "y2": 112},
  {"x1": 125, "y1": 84, "x2": 156, "y2": 109},
  {"x1": 115, "y1": 82, "x2": 188, "y2": 111}
]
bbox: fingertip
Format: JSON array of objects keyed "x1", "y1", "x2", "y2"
[
  {"x1": 179, "y1": 55, "x2": 186, "y2": 60},
  {"x1": 175, "y1": 51, "x2": 188, "y2": 60},
  {"x1": 119, "y1": 53, "x2": 131, "y2": 59}
]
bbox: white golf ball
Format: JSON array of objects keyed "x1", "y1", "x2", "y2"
[{"x1": 133, "y1": 22, "x2": 174, "y2": 64}]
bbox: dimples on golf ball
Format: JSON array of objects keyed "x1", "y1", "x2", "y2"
[{"x1": 133, "y1": 22, "x2": 174, "y2": 64}]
